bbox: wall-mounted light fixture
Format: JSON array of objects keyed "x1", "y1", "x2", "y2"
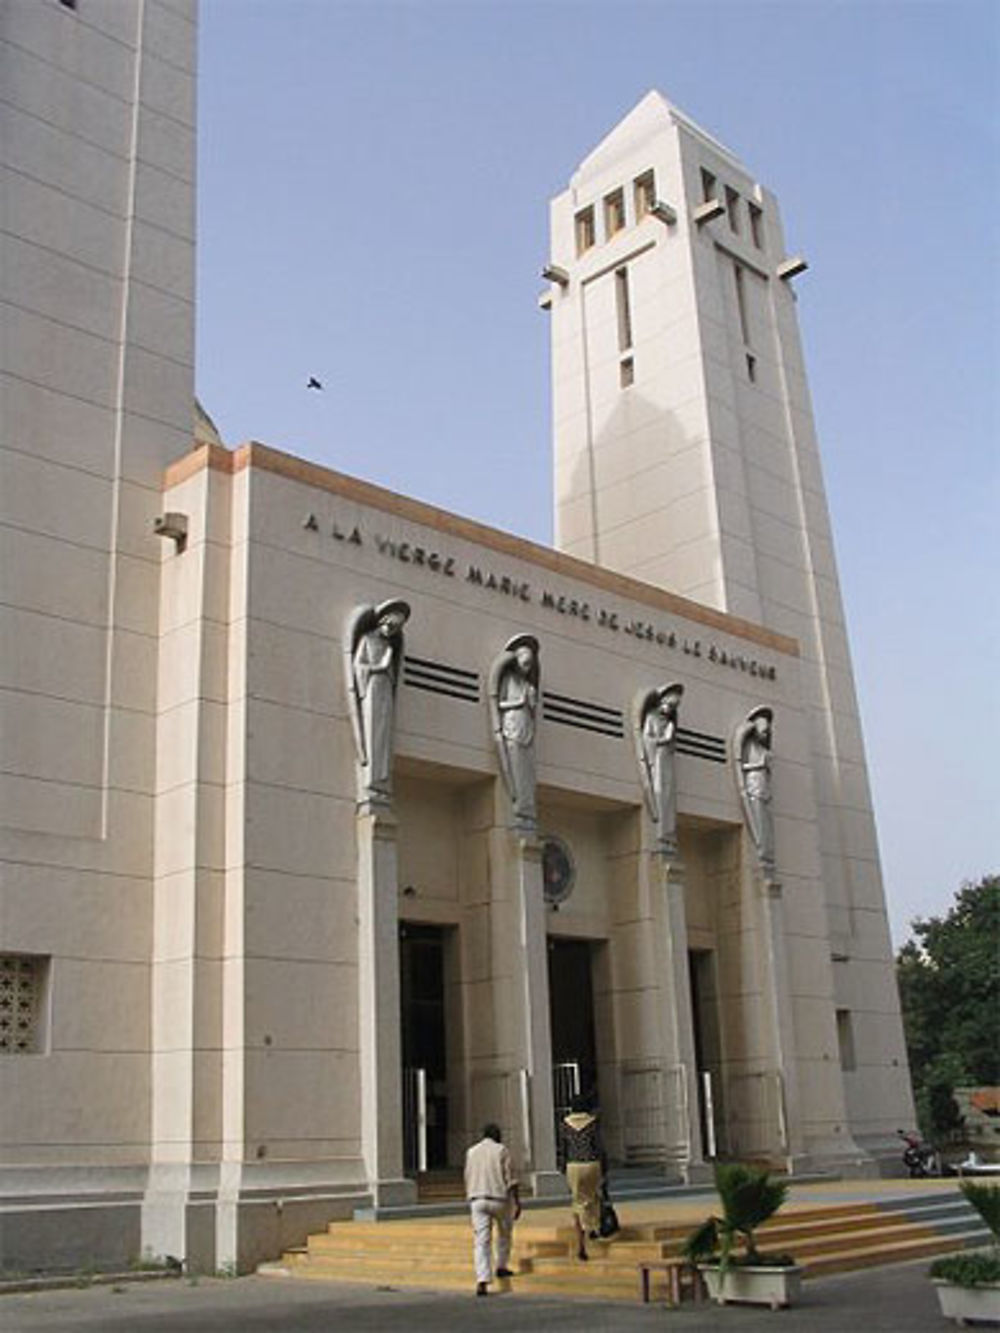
[
  {"x1": 537, "y1": 290, "x2": 553, "y2": 311},
  {"x1": 777, "y1": 256, "x2": 809, "y2": 281},
  {"x1": 693, "y1": 198, "x2": 726, "y2": 226},
  {"x1": 541, "y1": 263, "x2": 570, "y2": 287},
  {"x1": 650, "y1": 200, "x2": 678, "y2": 226},
  {"x1": 153, "y1": 512, "x2": 188, "y2": 552}
]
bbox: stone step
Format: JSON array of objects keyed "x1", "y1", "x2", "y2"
[
  {"x1": 273, "y1": 1264, "x2": 518, "y2": 1296},
  {"x1": 801, "y1": 1227, "x2": 986, "y2": 1277},
  {"x1": 284, "y1": 1260, "x2": 633, "y2": 1302},
  {"x1": 757, "y1": 1213, "x2": 929, "y2": 1251},
  {"x1": 525, "y1": 1222, "x2": 945, "y2": 1271},
  {"x1": 264, "y1": 1234, "x2": 976, "y2": 1304},
  {"x1": 415, "y1": 1172, "x2": 465, "y2": 1202},
  {"x1": 315, "y1": 1201, "x2": 914, "y2": 1251},
  {"x1": 310, "y1": 1228, "x2": 467, "y2": 1250},
  {"x1": 306, "y1": 1229, "x2": 649, "y2": 1258},
  {"x1": 643, "y1": 1202, "x2": 887, "y2": 1240},
  {"x1": 634, "y1": 1206, "x2": 881, "y2": 1248},
  {"x1": 350, "y1": 1171, "x2": 843, "y2": 1222},
  {"x1": 291, "y1": 1253, "x2": 514, "y2": 1280},
  {"x1": 783, "y1": 1220, "x2": 941, "y2": 1261},
  {"x1": 880, "y1": 1198, "x2": 984, "y2": 1227},
  {"x1": 311, "y1": 1203, "x2": 985, "y2": 1262},
  {"x1": 522, "y1": 1254, "x2": 665, "y2": 1282},
  {"x1": 265, "y1": 1187, "x2": 989, "y2": 1302}
]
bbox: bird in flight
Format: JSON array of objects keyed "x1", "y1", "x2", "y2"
[{"x1": 307, "y1": 376, "x2": 323, "y2": 390}]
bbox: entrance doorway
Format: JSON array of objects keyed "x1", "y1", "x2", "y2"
[
  {"x1": 399, "y1": 923, "x2": 449, "y2": 1172},
  {"x1": 689, "y1": 948, "x2": 723, "y2": 1158},
  {"x1": 548, "y1": 937, "x2": 598, "y2": 1124}
]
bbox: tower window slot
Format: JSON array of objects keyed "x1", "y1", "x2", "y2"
[
  {"x1": 733, "y1": 262, "x2": 750, "y2": 345},
  {"x1": 604, "y1": 188, "x2": 625, "y2": 238},
  {"x1": 575, "y1": 206, "x2": 596, "y2": 255},
  {"x1": 836, "y1": 1009, "x2": 857, "y2": 1072},
  {"x1": 634, "y1": 170, "x2": 656, "y2": 220},
  {"x1": 748, "y1": 201, "x2": 764, "y2": 249},
  {"x1": 615, "y1": 267, "x2": 633, "y2": 352},
  {"x1": 725, "y1": 186, "x2": 741, "y2": 233}
]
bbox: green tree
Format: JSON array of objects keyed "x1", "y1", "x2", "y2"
[{"x1": 896, "y1": 874, "x2": 1000, "y2": 1139}]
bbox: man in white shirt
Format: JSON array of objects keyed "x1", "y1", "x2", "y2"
[{"x1": 463, "y1": 1122, "x2": 521, "y2": 1296}]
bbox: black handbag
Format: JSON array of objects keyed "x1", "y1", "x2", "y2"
[{"x1": 598, "y1": 1182, "x2": 620, "y2": 1238}]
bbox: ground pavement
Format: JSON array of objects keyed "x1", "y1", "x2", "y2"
[{"x1": 0, "y1": 1259, "x2": 957, "y2": 1333}]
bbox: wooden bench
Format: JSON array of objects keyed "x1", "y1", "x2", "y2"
[{"x1": 637, "y1": 1258, "x2": 706, "y2": 1305}]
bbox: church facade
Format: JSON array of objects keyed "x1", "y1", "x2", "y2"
[{"x1": 1, "y1": 2, "x2": 913, "y2": 1275}]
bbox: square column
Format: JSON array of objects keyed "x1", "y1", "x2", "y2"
[
  {"x1": 745, "y1": 853, "x2": 805, "y2": 1168},
  {"x1": 356, "y1": 807, "x2": 416, "y2": 1206},
  {"x1": 652, "y1": 850, "x2": 708, "y2": 1180},
  {"x1": 609, "y1": 812, "x2": 706, "y2": 1180},
  {"x1": 484, "y1": 791, "x2": 562, "y2": 1198},
  {"x1": 143, "y1": 462, "x2": 231, "y2": 1271}
]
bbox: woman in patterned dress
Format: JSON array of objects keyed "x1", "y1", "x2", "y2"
[{"x1": 558, "y1": 1094, "x2": 606, "y2": 1262}]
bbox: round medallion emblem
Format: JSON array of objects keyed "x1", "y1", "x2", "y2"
[{"x1": 541, "y1": 835, "x2": 575, "y2": 906}]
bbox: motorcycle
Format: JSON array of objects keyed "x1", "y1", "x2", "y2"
[{"x1": 897, "y1": 1128, "x2": 938, "y2": 1177}]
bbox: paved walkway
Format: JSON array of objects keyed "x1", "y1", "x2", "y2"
[
  {"x1": 0, "y1": 1259, "x2": 955, "y2": 1332},
  {"x1": 2, "y1": 1179, "x2": 970, "y2": 1331}
]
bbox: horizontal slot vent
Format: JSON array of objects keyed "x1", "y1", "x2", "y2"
[
  {"x1": 676, "y1": 726, "x2": 727, "y2": 764},
  {"x1": 403, "y1": 655, "x2": 480, "y2": 703},
  {"x1": 542, "y1": 690, "x2": 624, "y2": 739}
]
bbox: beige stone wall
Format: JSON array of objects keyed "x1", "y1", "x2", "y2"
[
  {"x1": 0, "y1": 0, "x2": 196, "y2": 1209},
  {"x1": 1, "y1": 43, "x2": 913, "y2": 1267},
  {"x1": 194, "y1": 444, "x2": 865, "y2": 1185},
  {"x1": 0, "y1": 409, "x2": 899, "y2": 1268},
  {"x1": 0, "y1": 0, "x2": 197, "y2": 1273}
]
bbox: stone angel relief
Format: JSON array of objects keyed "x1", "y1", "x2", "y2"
[
  {"x1": 344, "y1": 599, "x2": 410, "y2": 805},
  {"x1": 488, "y1": 633, "x2": 540, "y2": 832},
  {"x1": 733, "y1": 704, "x2": 775, "y2": 872},
  {"x1": 633, "y1": 682, "x2": 684, "y2": 853}
]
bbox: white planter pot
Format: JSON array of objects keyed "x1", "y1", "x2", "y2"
[
  {"x1": 700, "y1": 1263, "x2": 803, "y2": 1309},
  {"x1": 932, "y1": 1278, "x2": 1000, "y2": 1325}
]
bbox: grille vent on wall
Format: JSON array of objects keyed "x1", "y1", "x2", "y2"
[
  {"x1": 401, "y1": 662, "x2": 728, "y2": 763},
  {"x1": 675, "y1": 727, "x2": 727, "y2": 765},
  {"x1": 542, "y1": 690, "x2": 625, "y2": 739},
  {"x1": 402, "y1": 655, "x2": 480, "y2": 703},
  {"x1": 0, "y1": 955, "x2": 46, "y2": 1054}
]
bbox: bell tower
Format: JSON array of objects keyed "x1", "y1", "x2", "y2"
[{"x1": 547, "y1": 91, "x2": 912, "y2": 1160}]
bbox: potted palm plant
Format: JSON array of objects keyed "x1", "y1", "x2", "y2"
[
  {"x1": 929, "y1": 1180, "x2": 1000, "y2": 1326},
  {"x1": 683, "y1": 1162, "x2": 801, "y2": 1309}
]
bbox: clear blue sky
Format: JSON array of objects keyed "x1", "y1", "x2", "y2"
[{"x1": 197, "y1": 0, "x2": 999, "y2": 947}]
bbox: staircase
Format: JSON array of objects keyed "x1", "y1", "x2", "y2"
[
  {"x1": 414, "y1": 1170, "x2": 464, "y2": 1203},
  {"x1": 260, "y1": 1188, "x2": 991, "y2": 1301}
]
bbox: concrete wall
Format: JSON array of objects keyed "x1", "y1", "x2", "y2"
[
  {"x1": 0, "y1": 0, "x2": 197, "y2": 1269},
  {"x1": 196, "y1": 445, "x2": 869, "y2": 1195}
]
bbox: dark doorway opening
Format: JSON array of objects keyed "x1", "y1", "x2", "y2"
[
  {"x1": 689, "y1": 947, "x2": 723, "y2": 1158},
  {"x1": 400, "y1": 923, "x2": 448, "y2": 1172},
  {"x1": 548, "y1": 937, "x2": 598, "y2": 1126}
]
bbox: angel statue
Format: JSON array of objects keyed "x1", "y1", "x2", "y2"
[
  {"x1": 733, "y1": 704, "x2": 775, "y2": 871},
  {"x1": 344, "y1": 599, "x2": 411, "y2": 805},
  {"x1": 634, "y1": 682, "x2": 684, "y2": 853},
  {"x1": 488, "y1": 633, "x2": 540, "y2": 831}
]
